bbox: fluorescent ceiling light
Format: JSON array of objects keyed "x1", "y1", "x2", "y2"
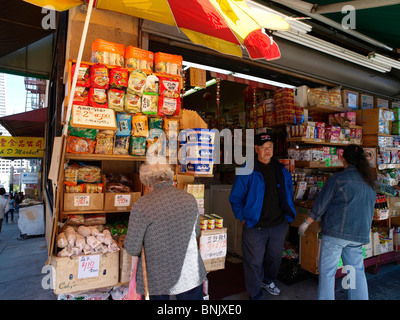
[
  {"x1": 183, "y1": 60, "x2": 295, "y2": 89},
  {"x1": 368, "y1": 53, "x2": 400, "y2": 70},
  {"x1": 183, "y1": 79, "x2": 217, "y2": 97},
  {"x1": 275, "y1": 31, "x2": 391, "y2": 73}
]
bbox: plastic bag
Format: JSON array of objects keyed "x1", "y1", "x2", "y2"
[{"x1": 127, "y1": 256, "x2": 142, "y2": 300}]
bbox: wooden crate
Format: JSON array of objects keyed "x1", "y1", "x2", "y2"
[
  {"x1": 300, "y1": 231, "x2": 320, "y2": 274},
  {"x1": 52, "y1": 251, "x2": 119, "y2": 294}
]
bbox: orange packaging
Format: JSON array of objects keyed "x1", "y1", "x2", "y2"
[
  {"x1": 125, "y1": 46, "x2": 154, "y2": 72},
  {"x1": 154, "y1": 52, "x2": 182, "y2": 75},
  {"x1": 91, "y1": 39, "x2": 125, "y2": 67}
]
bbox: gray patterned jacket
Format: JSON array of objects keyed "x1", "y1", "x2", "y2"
[{"x1": 124, "y1": 181, "x2": 207, "y2": 296}]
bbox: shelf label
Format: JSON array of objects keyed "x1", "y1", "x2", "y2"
[
  {"x1": 71, "y1": 105, "x2": 117, "y2": 130},
  {"x1": 199, "y1": 232, "x2": 227, "y2": 260},
  {"x1": 74, "y1": 195, "x2": 90, "y2": 207},
  {"x1": 114, "y1": 194, "x2": 131, "y2": 207},
  {"x1": 78, "y1": 254, "x2": 100, "y2": 279}
]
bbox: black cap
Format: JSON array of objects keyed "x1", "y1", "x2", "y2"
[{"x1": 255, "y1": 132, "x2": 275, "y2": 146}]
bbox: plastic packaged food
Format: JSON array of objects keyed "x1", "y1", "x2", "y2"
[
  {"x1": 125, "y1": 46, "x2": 154, "y2": 72},
  {"x1": 110, "y1": 67, "x2": 129, "y2": 89},
  {"x1": 65, "y1": 184, "x2": 85, "y2": 193},
  {"x1": 124, "y1": 93, "x2": 141, "y2": 113},
  {"x1": 108, "y1": 88, "x2": 125, "y2": 112},
  {"x1": 66, "y1": 136, "x2": 96, "y2": 154},
  {"x1": 141, "y1": 92, "x2": 158, "y2": 114},
  {"x1": 159, "y1": 76, "x2": 180, "y2": 98},
  {"x1": 131, "y1": 114, "x2": 149, "y2": 137},
  {"x1": 77, "y1": 166, "x2": 101, "y2": 183},
  {"x1": 72, "y1": 86, "x2": 89, "y2": 106},
  {"x1": 67, "y1": 214, "x2": 85, "y2": 225},
  {"x1": 95, "y1": 133, "x2": 114, "y2": 155},
  {"x1": 116, "y1": 113, "x2": 132, "y2": 136},
  {"x1": 64, "y1": 166, "x2": 79, "y2": 186},
  {"x1": 127, "y1": 70, "x2": 147, "y2": 95},
  {"x1": 130, "y1": 136, "x2": 146, "y2": 156},
  {"x1": 114, "y1": 136, "x2": 130, "y2": 155},
  {"x1": 144, "y1": 74, "x2": 159, "y2": 94},
  {"x1": 85, "y1": 183, "x2": 104, "y2": 193},
  {"x1": 91, "y1": 39, "x2": 125, "y2": 67},
  {"x1": 89, "y1": 87, "x2": 108, "y2": 108},
  {"x1": 68, "y1": 126, "x2": 98, "y2": 140},
  {"x1": 154, "y1": 52, "x2": 182, "y2": 75},
  {"x1": 90, "y1": 63, "x2": 109, "y2": 89},
  {"x1": 71, "y1": 63, "x2": 91, "y2": 87},
  {"x1": 158, "y1": 95, "x2": 180, "y2": 116}
]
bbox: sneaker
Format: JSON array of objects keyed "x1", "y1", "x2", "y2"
[{"x1": 261, "y1": 282, "x2": 281, "y2": 296}]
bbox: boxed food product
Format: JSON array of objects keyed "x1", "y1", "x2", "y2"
[
  {"x1": 360, "y1": 94, "x2": 373, "y2": 110},
  {"x1": 104, "y1": 173, "x2": 142, "y2": 211},
  {"x1": 375, "y1": 98, "x2": 389, "y2": 109},
  {"x1": 342, "y1": 90, "x2": 358, "y2": 109},
  {"x1": 180, "y1": 160, "x2": 214, "y2": 175},
  {"x1": 154, "y1": 52, "x2": 183, "y2": 75},
  {"x1": 180, "y1": 128, "x2": 215, "y2": 145},
  {"x1": 91, "y1": 39, "x2": 125, "y2": 67},
  {"x1": 125, "y1": 46, "x2": 154, "y2": 72},
  {"x1": 199, "y1": 228, "x2": 227, "y2": 272},
  {"x1": 64, "y1": 193, "x2": 104, "y2": 211}
]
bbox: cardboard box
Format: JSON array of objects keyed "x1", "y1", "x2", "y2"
[
  {"x1": 356, "y1": 108, "x2": 392, "y2": 134},
  {"x1": 104, "y1": 192, "x2": 141, "y2": 211},
  {"x1": 64, "y1": 193, "x2": 104, "y2": 211},
  {"x1": 199, "y1": 228, "x2": 227, "y2": 272},
  {"x1": 388, "y1": 196, "x2": 400, "y2": 217},
  {"x1": 372, "y1": 228, "x2": 393, "y2": 256},
  {"x1": 375, "y1": 98, "x2": 389, "y2": 109},
  {"x1": 359, "y1": 94, "x2": 374, "y2": 110},
  {"x1": 294, "y1": 85, "x2": 309, "y2": 108},
  {"x1": 119, "y1": 248, "x2": 133, "y2": 283},
  {"x1": 393, "y1": 232, "x2": 400, "y2": 252},
  {"x1": 52, "y1": 251, "x2": 119, "y2": 294},
  {"x1": 342, "y1": 90, "x2": 358, "y2": 109}
]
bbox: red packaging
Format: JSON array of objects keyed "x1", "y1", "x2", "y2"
[
  {"x1": 89, "y1": 87, "x2": 108, "y2": 108},
  {"x1": 158, "y1": 95, "x2": 180, "y2": 116},
  {"x1": 90, "y1": 63, "x2": 109, "y2": 89},
  {"x1": 159, "y1": 76, "x2": 180, "y2": 98},
  {"x1": 316, "y1": 122, "x2": 325, "y2": 139},
  {"x1": 110, "y1": 67, "x2": 129, "y2": 89},
  {"x1": 71, "y1": 63, "x2": 90, "y2": 87},
  {"x1": 73, "y1": 86, "x2": 89, "y2": 106}
]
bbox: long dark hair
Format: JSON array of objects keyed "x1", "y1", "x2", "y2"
[{"x1": 343, "y1": 144, "x2": 375, "y2": 188}]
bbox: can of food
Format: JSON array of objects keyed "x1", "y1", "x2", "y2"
[{"x1": 210, "y1": 214, "x2": 223, "y2": 228}]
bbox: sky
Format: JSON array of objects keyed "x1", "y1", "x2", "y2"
[{"x1": 5, "y1": 74, "x2": 26, "y2": 115}]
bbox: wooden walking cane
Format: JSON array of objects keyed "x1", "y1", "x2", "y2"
[{"x1": 141, "y1": 246, "x2": 150, "y2": 300}]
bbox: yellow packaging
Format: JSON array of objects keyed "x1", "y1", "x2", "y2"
[{"x1": 210, "y1": 214, "x2": 223, "y2": 229}]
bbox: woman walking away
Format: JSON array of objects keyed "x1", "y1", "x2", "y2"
[
  {"x1": 124, "y1": 160, "x2": 207, "y2": 300},
  {"x1": 298, "y1": 144, "x2": 376, "y2": 300},
  {"x1": 0, "y1": 188, "x2": 10, "y2": 240}
]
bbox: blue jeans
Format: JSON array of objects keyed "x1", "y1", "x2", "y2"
[
  {"x1": 242, "y1": 221, "x2": 288, "y2": 300},
  {"x1": 149, "y1": 283, "x2": 203, "y2": 300},
  {"x1": 318, "y1": 235, "x2": 368, "y2": 300}
]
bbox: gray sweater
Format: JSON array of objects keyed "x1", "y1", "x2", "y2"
[{"x1": 124, "y1": 181, "x2": 207, "y2": 296}]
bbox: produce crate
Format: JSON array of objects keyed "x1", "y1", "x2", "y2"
[{"x1": 51, "y1": 251, "x2": 119, "y2": 294}]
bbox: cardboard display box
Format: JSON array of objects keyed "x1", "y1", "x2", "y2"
[
  {"x1": 64, "y1": 193, "x2": 104, "y2": 211},
  {"x1": 356, "y1": 108, "x2": 392, "y2": 135},
  {"x1": 199, "y1": 228, "x2": 227, "y2": 272},
  {"x1": 119, "y1": 248, "x2": 133, "y2": 283},
  {"x1": 104, "y1": 192, "x2": 141, "y2": 211},
  {"x1": 388, "y1": 196, "x2": 400, "y2": 217},
  {"x1": 372, "y1": 228, "x2": 393, "y2": 256},
  {"x1": 52, "y1": 251, "x2": 119, "y2": 294}
]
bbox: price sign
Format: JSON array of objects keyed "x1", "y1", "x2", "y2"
[
  {"x1": 199, "y1": 232, "x2": 227, "y2": 260},
  {"x1": 114, "y1": 194, "x2": 131, "y2": 207},
  {"x1": 71, "y1": 105, "x2": 117, "y2": 130},
  {"x1": 74, "y1": 195, "x2": 90, "y2": 207},
  {"x1": 78, "y1": 254, "x2": 100, "y2": 279}
]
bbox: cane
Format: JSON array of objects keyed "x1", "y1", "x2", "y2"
[{"x1": 141, "y1": 246, "x2": 150, "y2": 300}]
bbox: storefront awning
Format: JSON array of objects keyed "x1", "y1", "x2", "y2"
[{"x1": 0, "y1": 108, "x2": 48, "y2": 137}]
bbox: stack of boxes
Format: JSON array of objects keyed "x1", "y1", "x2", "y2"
[{"x1": 274, "y1": 88, "x2": 304, "y2": 125}]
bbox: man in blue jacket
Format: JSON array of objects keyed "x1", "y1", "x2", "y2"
[{"x1": 229, "y1": 132, "x2": 296, "y2": 300}]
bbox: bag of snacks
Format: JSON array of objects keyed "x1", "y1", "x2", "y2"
[
  {"x1": 159, "y1": 76, "x2": 180, "y2": 98},
  {"x1": 130, "y1": 136, "x2": 147, "y2": 156},
  {"x1": 71, "y1": 63, "x2": 90, "y2": 87},
  {"x1": 90, "y1": 63, "x2": 109, "y2": 89},
  {"x1": 131, "y1": 114, "x2": 149, "y2": 137},
  {"x1": 85, "y1": 183, "x2": 104, "y2": 193},
  {"x1": 116, "y1": 113, "x2": 132, "y2": 136},
  {"x1": 68, "y1": 126, "x2": 98, "y2": 140},
  {"x1": 89, "y1": 87, "x2": 108, "y2": 108},
  {"x1": 125, "y1": 93, "x2": 141, "y2": 113},
  {"x1": 64, "y1": 166, "x2": 79, "y2": 186},
  {"x1": 328, "y1": 87, "x2": 342, "y2": 108},
  {"x1": 67, "y1": 214, "x2": 85, "y2": 225},
  {"x1": 125, "y1": 46, "x2": 154, "y2": 72},
  {"x1": 72, "y1": 86, "x2": 89, "y2": 106},
  {"x1": 66, "y1": 136, "x2": 96, "y2": 154},
  {"x1": 154, "y1": 52, "x2": 182, "y2": 75},
  {"x1": 91, "y1": 39, "x2": 125, "y2": 67},
  {"x1": 77, "y1": 165, "x2": 101, "y2": 183},
  {"x1": 127, "y1": 70, "x2": 147, "y2": 95},
  {"x1": 110, "y1": 67, "x2": 129, "y2": 89},
  {"x1": 95, "y1": 132, "x2": 114, "y2": 155},
  {"x1": 144, "y1": 74, "x2": 159, "y2": 94},
  {"x1": 114, "y1": 136, "x2": 130, "y2": 155},
  {"x1": 108, "y1": 89, "x2": 125, "y2": 112},
  {"x1": 141, "y1": 93, "x2": 158, "y2": 114},
  {"x1": 307, "y1": 87, "x2": 329, "y2": 106},
  {"x1": 65, "y1": 184, "x2": 85, "y2": 193},
  {"x1": 158, "y1": 95, "x2": 180, "y2": 116}
]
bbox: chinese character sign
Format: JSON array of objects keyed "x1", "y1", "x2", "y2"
[{"x1": 0, "y1": 137, "x2": 44, "y2": 158}]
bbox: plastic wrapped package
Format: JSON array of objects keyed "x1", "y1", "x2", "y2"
[
  {"x1": 159, "y1": 76, "x2": 180, "y2": 98},
  {"x1": 127, "y1": 70, "x2": 147, "y2": 95},
  {"x1": 307, "y1": 87, "x2": 329, "y2": 106},
  {"x1": 129, "y1": 136, "x2": 146, "y2": 156},
  {"x1": 158, "y1": 95, "x2": 181, "y2": 116},
  {"x1": 90, "y1": 63, "x2": 109, "y2": 89},
  {"x1": 57, "y1": 233, "x2": 68, "y2": 248},
  {"x1": 67, "y1": 214, "x2": 85, "y2": 225},
  {"x1": 124, "y1": 93, "x2": 141, "y2": 113},
  {"x1": 66, "y1": 136, "x2": 96, "y2": 154},
  {"x1": 144, "y1": 74, "x2": 159, "y2": 94},
  {"x1": 64, "y1": 166, "x2": 78, "y2": 186},
  {"x1": 72, "y1": 86, "x2": 89, "y2": 106},
  {"x1": 65, "y1": 184, "x2": 85, "y2": 193},
  {"x1": 154, "y1": 52, "x2": 182, "y2": 75},
  {"x1": 89, "y1": 87, "x2": 108, "y2": 108},
  {"x1": 125, "y1": 46, "x2": 154, "y2": 72},
  {"x1": 116, "y1": 113, "x2": 132, "y2": 136},
  {"x1": 95, "y1": 133, "x2": 114, "y2": 155},
  {"x1": 131, "y1": 115, "x2": 149, "y2": 137},
  {"x1": 85, "y1": 183, "x2": 104, "y2": 193},
  {"x1": 77, "y1": 166, "x2": 101, "y2": 183},
  {"x1": 71, "y1": 63, "x2": 90, "y2": 87},
  {"x1": 91, "y1": 39, "x2": 125, "y2": 67},
  {"x1": 109, "y1": 67, "x2": 128, "y2": 89},
  {"x1": 141, "y1": 93, "x2": 158, "y2": 114},
  {"x1": 114, "y1": 136, "x2": 130, "y2": 155},
  {"x1": 328, "y1": 87, "x2": 342, "y2": 108},
  {"x1": 108, "y1": 89, "x2": 125, "y2": 112},
  {"x1": 68, "y1": 126, "x2": 98, "y2": 140},
  {"x1": 84, "y1": 214, "x2": 106, "y2": 226}
]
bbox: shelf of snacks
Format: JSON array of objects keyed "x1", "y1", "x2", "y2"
[
  {"x1": 294, "y1": 160, "x2": 344, "y2": 169},
  {"x1": 286, "y1": 137, "x2": 361, "y2": 146}
]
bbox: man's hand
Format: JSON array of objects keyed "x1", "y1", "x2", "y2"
[{"x1": 298, "y1": 222, "x2": 309, "y2": 236}]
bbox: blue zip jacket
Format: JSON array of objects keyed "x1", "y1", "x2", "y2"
[
  {"x1": 229, "y1": 157, "x2": 297, "y2": 228},
  {"x1": 309, "y1": 166, "x2": 376, "y2": 244}
]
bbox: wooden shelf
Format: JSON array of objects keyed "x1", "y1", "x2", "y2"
[
  {"x1": 377, "y1": 163, "x2": 400, "y2": 170},
  {"x1": 305, "y1": 104, "x2": 353, "y2": 114},
  {"x1": 65, "y1": 153, "x2": 147, "y2": 162},
  {"x1": 295, "y1": 161, "x2": 343, "y2": 169},
  {"x1": 287, "y1": 137, "x2": 362, "y2": 146}
]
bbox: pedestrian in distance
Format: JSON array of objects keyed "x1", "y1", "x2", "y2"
[
  {"x1": 229, "y1": 132, "x2": 297, "y2": 300},
  {"x1": 5, "y1": 193, "x2": 15, "y2": 223},
  {"x1": 298, "y1": 144, "x2": 376, "y2": 300},
  {"x1": 124, "y1": 159, "x2": 207, "y2": 300},
  {"x1": 0, "y1": 188, "x2": 10, "y2": 240}
]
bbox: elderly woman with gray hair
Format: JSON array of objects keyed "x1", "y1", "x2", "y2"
[{"x1": 124, "y1": 161, "x2": 207, "y2": 300}]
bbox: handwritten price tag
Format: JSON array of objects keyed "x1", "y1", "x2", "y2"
[
  {"x1": 199, "y1": 233, "x2": 227, "y2": 260},
  {"x1": 114, "y1": 194, "x2": 131, "y2": 207},
  {"x1": 74, "y1": 195, "x2": 90, "y2": 207},
  {"x1": 78, "y1": 254, "x2": 100, "y2": 279},
  {"x1": 71, "y1": 105, "x2": 117, "y2": 130}
]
